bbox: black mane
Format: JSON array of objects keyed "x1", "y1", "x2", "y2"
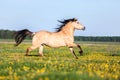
[{"x1": 56, "y1": 18, "x2": 77, "y2": 32}]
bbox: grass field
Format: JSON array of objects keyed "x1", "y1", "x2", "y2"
[{"x1": 0, "y1": 39, "x2": 120, "y2": 80}]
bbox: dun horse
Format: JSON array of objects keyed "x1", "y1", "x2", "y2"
[{"x1": 14, "y1": 18, "x2": 85, "y2": 59}]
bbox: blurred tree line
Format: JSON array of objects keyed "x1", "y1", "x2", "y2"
[
  {"x1": 74, "y1": 36, "x2": 120, "y2": 42},
  {"x1": 0, "y1": 29, "x2": 31, "y2": 39},
  {"x1": 0, "y1": 29, "x2": 120, "y2": 42},
  {"x1": 0, "y1": 29, "x2": 16, "y2": 39}
]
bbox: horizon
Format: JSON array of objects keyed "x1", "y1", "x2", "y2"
[{"x1": 0, "y1": 29, "x2": 120, "y2": 37}]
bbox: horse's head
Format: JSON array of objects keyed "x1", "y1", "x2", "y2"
[
  {"x1": 56, "y1": 18, "x2": 85, "y2": 32},
  {"x1": 71, "y1": 18, "x2": 85, "y2": 30}
]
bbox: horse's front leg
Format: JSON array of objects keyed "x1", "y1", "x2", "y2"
[
  {"x1": 69, "y1": 43, "x2": 83, "y2": 56},
  {"x1": 77, "y1": 44, "x2": 83, "y2": 56},
  {"x1": 69, "y1": 47, "x2": 78, "y2": 59},
  {"x1": 39, "y1": 45, "x2": 44, "y2": 57}
]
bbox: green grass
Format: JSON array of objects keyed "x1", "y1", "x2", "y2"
[{"x1": 0, "y1": 40, "x2": 120, "y2": 80}]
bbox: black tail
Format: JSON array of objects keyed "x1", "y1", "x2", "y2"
[{"x1": 14, "y1": 29, "x2": 33, "y2": 46}]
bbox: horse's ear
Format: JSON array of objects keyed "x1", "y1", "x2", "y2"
[{"x1": 73, "y1": 18, "x2": 77, "y2": 21}]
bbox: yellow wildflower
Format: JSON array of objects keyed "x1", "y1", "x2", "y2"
[
  {"x1": 37, "y1": 68, "x2": 45, "y2": 74},
  {"x1": 23, "y1": 66, "x2": 30, "y2": 71},
  {"x1": 0, "y1": 76, "x2": 6, "y2": 80}
]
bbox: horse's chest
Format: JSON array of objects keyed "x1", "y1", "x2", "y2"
[{"x1": 64, "y1": 36, "x2": 74, "y2": 42}]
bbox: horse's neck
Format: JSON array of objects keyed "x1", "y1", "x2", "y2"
[{"x1": 61, "y1": 24, "x2": 75, "y2": 37}]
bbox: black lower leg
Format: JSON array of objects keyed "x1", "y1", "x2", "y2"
[
  {"x1": 77, "y1": 45, "x2": 83, "y2": 55},
  {"x1": 69, "y1": 47, "x2": 78, "y2": 59},
  {"x1": 72, "y1": 50, "x2": 78, "y2": 59}
]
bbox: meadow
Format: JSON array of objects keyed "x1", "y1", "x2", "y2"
[{"x1": 0, "y1": 39, "x2": 120, "y2": 80}]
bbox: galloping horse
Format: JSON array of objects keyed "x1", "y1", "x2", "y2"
[{"x1": 14, "y1": 18, "x2": 85, "y2": 59}]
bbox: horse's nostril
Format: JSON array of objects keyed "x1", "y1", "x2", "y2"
[{"x1": 83, "y1": 27, "x2": 85, "y2": 30}]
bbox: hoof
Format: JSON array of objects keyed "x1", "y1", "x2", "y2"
[
  {"x1": 76, "y1": 57, "x2": 78, "y2": 59},
  {"x1": 79, "y1": 51, "x2": 83, "y2": 56},
  {"x1": 39, "y1": 55, "x2": 44, "y2": 57},
  {"x1": 25, "y1": 54, "x2": 28, "y2": 56},
  {"x1": 39, "y1": 54, "x2": 43, "y2": 57}
]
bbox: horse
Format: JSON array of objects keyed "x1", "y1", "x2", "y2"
[{"x1": 14, "y1": 18, "x2": 85, "y2": 59}]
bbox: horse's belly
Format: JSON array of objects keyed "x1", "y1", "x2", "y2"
[{"x1": 45, "y1": 39, "x2": 66, "y2": 48}]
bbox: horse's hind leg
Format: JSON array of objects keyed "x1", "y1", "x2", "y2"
[{"x1": 25, "y1": 45, "x2": 38, "y2": 56}]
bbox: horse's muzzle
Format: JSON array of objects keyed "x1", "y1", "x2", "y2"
[{"x1": 82, "y1": 27, "x2": 86, "y2": 30}]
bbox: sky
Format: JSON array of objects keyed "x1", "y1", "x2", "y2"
[{"x1": 0, "y1": 0, "x2": 120, "y2": 36}]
